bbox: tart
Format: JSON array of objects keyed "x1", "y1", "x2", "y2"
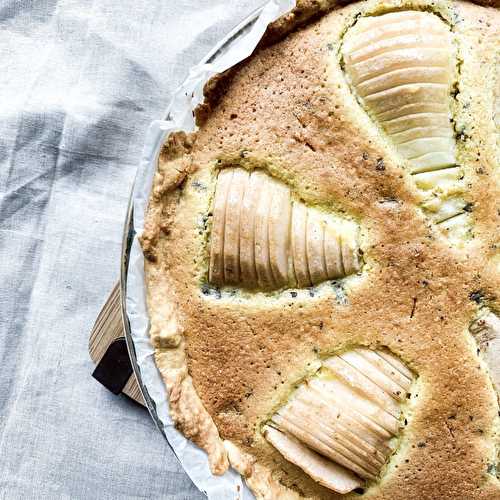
[{"x1": 141, "y1": 0, "x2": 500, "y2": 498}]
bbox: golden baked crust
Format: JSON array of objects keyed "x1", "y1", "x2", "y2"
[{"x1": 142, "y1": 0, "x2": 500, "y2": 498}]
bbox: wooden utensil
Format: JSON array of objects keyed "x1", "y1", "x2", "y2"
[{"x1": 89, "y1": 282, "x2": 144, "y2": 406}]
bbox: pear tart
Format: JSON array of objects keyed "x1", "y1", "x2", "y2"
[{"x1": 142, "y1": 1, "x2": 500, "y2": 499}]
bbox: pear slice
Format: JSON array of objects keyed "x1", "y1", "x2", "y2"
[
  {"x1": 342, "y1": 18, "x2": 448, "y2": 65},
  {"x1": 401, "y1": 138, "x2": 456, "y2": 171},
  {"x1": 295, "y1": 382, "x2": 391, "y2": 459},
  {"x1": 377, "y1": 351, "x2": 414, "y2": 380},
  {"x1": 364, "y1": 83, "x2": 449, "y2": 115},
  {"x1": 391, "y1": 125, "x2": 454, "y2": 144},
  {"x1": 357, "y1": 67, "x2": 450, "y2": 98},
  {"x1": 308, "y1": 380, "x2": 396, "y2": 443},
  {"x1": 343, "y1": 10, "x2": 452, "y2": 67},
  {"x1": 397, "y1": 137, "x2": 455, "y2": 161},
  {"x1": 323, "y1": 357, "x2": 401, "y2": 418},
  {"x1": 340, "y1": 229, "x2": 360, "y2": 276},
  {"x1": 306, "y1": 212, "x2": 328, "y2": 285},
  {"x1": 264, "y1": 426, "x2": 362, "y2": 494},
  {"x1": 349, "y1": 50, "x2": 451, "y2": 86},
  {"x1": 351, "y1": 10, "x2": 444, "y2": 35},
  {"x1": 209, "y1": 169, "x2": 233, "y2": 285},
  {"x1": 223, "y1": 168, "x2": 248, "y2": 285},
  {"x1": 254, "y1": 171, "x2": 275, "y2": 289},
  {"x1": 239, "y1": 170, "x2": 260, "y2": 287},
  {"x1": 409, "y1": 151, "x2": 457, "y2": 173},
  {"x1": 377, "y1": 104, "x2": 450, "y2": 122},
  {"x1": 268, "y1": 179, "x2": 291, "y2": 288},
  {"x1": 382, "y1": 112, "x2": 451, "y2": 134},
  {"x1": 347, "y1": 34, "x2": 448, "y2": 66},
  {"x1": 291, "y1": 201, "x2": 311, "y2": 287},
  {"x1": 284, "y1": 399, "x2": 384, "y2": 468},
  {"x1": 342, "y1": 10, "x2": 464, "y2": 240},
  {"x1": 340, "y1": 351, "x2": 409, "y2": 400},
  {"x1": 323, "y1": 224, "x2": 344, "y2": 279},
  {"x1": 437, "y1": 212, "x2": 470, "y2": 241},
  {"x1": 355, "y1": 348, "x2": 412, "y2": 391},
  {"x1": 343, "y1": 17, "x2": 447, "y2": 56}
]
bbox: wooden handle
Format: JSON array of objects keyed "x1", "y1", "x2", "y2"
[{"x1": 89, "y1": 283, "x2": 144, "y2": 405}]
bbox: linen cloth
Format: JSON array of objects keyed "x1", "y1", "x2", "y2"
[{"x1": 0, "y1": 1, "x2": 258, "y2": 498}]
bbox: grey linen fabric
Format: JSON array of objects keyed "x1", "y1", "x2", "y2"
[{"x1": 0, "y1": 1, "x2": 258, "y2": 498}]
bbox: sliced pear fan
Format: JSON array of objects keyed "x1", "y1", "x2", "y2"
[
  {"x1": 207, "y1": 168, "x2": 362, "y2": 290},
  {"x1": 265, "y1": 348, "x2": 414, "y2": 494},
  {"x1": 342, "y1": 11, "x2": 470, "y2": 241}
]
